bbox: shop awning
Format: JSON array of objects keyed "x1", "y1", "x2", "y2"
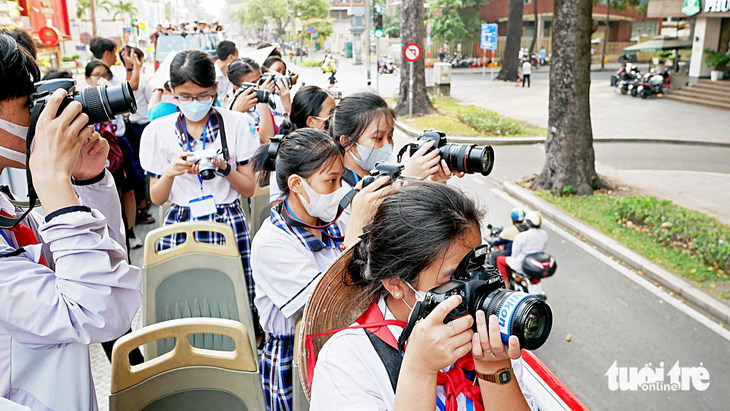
[{"x1": 622, "y1": 36, "x2": 692, "y2": 52}]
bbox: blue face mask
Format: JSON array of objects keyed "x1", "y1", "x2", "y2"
[{"x1": 179, "y1": 99, "x2": 213, "y2": 122}]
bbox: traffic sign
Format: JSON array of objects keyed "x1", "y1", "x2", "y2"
[
  {"x1": 403, "y1": 42, "x2": 422, "y2": 62},
  {"x1": 426, "y1": 22, "x2": 432, "y2": 35},
  {"x1": 307, "y1": 25, "x2": 316, "y2": 34},
  {"x1": 426, "y1": 34, "x2": 431, "y2": 47},
  {"x1": 481, "y1": 23, "x2": 498, "y2": 51}
]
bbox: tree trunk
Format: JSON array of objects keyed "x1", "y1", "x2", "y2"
[
  {"x1": 497, "y1": 0, "x2": 523, "y2": 81},
  {"x1": 528, "y1": 0, "x2": 539, "y2": 55},
  {"x1": 394, "y1": 0, "x2": 435, "y2": 116},
  {"x1": 90, "y1": 0, "x2": 98, "y2": 37},
  {"x1": 531, "y1": 0, "x2": 606, "y2": 196},
  {"x1": 600, "y1": 0, "x2": 611, "y2": 70}
]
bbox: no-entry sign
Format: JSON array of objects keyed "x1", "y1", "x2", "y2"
[{"x1": 403, "y1": 43, "x2": 422, "y2": 62}]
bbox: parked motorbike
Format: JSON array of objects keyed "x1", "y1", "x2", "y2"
[
  {"x1": 635, "y1": 71, "x2": 671, "y2": 99},
  {"x1": 378, "y1": 56, "x2": 396, "y2": 74},
  {"x1": 614, "y1": 65, "x2": 641, "y2": 95}
]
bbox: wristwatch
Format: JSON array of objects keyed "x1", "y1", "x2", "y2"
[{"x1": 473, "y1": 367, "x2": 514, "y2": 386}]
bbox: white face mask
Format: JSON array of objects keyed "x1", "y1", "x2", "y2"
[
  {"x1": 351, "y1": 143, "x2": 393, "y2": 172},
  {"x1": 297, "y1": 177, "x2": 349, "y2": 222},
  {"x1": 0, "y1": 117, "x2": 30, "y2": 166},
  {"x1": 401, "y1": 281, "x2": 427, "y2": 313}
]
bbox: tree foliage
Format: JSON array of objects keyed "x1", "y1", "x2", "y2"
[
  {"x1": 110, "y1": 1, "x2": 137, "y2": 21},
  {"x1": 75, "y1": 0, "x2": 111, "y2": 20},
  {"x1": 296, "y1": 0, "x2": 330, "y2": 20},
  {"x1": 429, "y1": 0, "x2": 481, "y2": 45}
]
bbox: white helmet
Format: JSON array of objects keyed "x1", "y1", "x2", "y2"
[
  {"x1": 525, "y1": 211, "x2": 542, "y2": 228},
  {"x1": 510, "y1": 208, "x2": 526, "y2": 223}
]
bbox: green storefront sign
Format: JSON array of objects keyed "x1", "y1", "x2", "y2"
[{"x1": 682, "y1": 0, "x2": 701, "y2": 16}]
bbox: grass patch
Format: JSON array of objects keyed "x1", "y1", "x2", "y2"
[
  {"x1": 291, "y1": 59, "x2": 324, "y2": 68},
  {"x1": 533, "y1": 191, "x2": 730, "y2": 303},
  {"x1": 388, "y1": 94, "x2": 545, "y2": 138}
]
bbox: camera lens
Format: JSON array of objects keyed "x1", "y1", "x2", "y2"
[
  {"x1": 440, "y1": 143, "x2": 495, "y2": 176},
  {"x1": 75, "y1": 82, "x2": 137, "y2": 124},
  {"x1": 197, "y1": 158, "x2": 217, "y2": 180},
  {"x1": 477, "y1": 289, "x2": 552, "y2": 350},
  {"x1": 256, "y1": 90, "x2": 270, "y2": 104}
]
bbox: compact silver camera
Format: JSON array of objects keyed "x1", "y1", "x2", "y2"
[{"x1": 185, "y1": 149, "x2": 222, "y2": 180}]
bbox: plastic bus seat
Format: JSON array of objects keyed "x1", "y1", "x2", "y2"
[
  {"x1": 142, "y1": 222, "x2": 257, "y2": 359},
  {"x1": 241, "y1": 179, "x2": 271, "y2": 238},
  {"x1": 293, "y1": 318, "x2": 310, "y2": 411},
  {"x1": 109, "y1": 318, "x2": 266, "y2": 411}
]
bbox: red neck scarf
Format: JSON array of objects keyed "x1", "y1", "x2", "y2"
[{"x1": 1, "y1": 210, "x2": 47, "y2": 266}]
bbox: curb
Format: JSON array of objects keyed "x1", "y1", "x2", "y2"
[
  {"x1": 499, "y1": 180, "x2": 730, "y2": 326},
  {"x1": 394, "y1": 120, "x2": 730, "y2": 148}
]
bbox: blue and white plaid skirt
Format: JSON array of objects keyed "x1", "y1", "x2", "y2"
[
  {"x1": 261, "y1": 334, "x2": 295, "y2": 411},
  {"x1": 159, "y1": 201, "x2": 257, "y2": 321}
]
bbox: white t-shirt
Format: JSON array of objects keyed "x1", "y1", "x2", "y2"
[
  {"x1": 139, "y1": 108, "x2": 259, "y2": 206},
  {"x1": 506, "y1": 228, "x2": 548, "y2": 274},
  {"x1": 522, "y1": 61, "x2": 532, "y2": 75},
  {"x1": 251, "y1": 211, "x2": 348, "y2": 336},
  {"x1": 311, "y1": 297, "x2": 538, "y2": 411},
  {"x1": 215, "y1": 61, "x2": 234, "y2": 102},
  {"x1": 129, "y1": 75, "x2": 153, "y2": 124}
]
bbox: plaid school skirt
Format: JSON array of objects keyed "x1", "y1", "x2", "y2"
[
  {"x1": 261, "y1": 334, "x2": 295, "y2": 411},
  {"x1": 159, "y1": 201, "x2": 257, "y2": 322}
]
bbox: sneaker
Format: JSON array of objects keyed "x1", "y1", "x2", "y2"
[
  {"x1": 129, "y1": 236, "x2": 143, "y2": 249},
  {"x1": 136, "y1": 210, "x2": 156, "y2": 225}
]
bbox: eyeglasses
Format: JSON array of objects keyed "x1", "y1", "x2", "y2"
[
  {"x1": 172, "y1": 93, "x2": 216, "y2": 106},
  {"x1": 90, "y1": 73, "x2": 110, "y2": 79}
]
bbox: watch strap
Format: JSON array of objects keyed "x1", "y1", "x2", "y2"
[{"x1": 473, "y1": 367, "x2": 514, "y2": 386}]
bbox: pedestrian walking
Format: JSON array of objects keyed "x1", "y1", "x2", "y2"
[{"x1": 521, "y1": 60, "x2": 532, "y2": 88}]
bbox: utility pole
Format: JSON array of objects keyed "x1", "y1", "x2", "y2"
[
  {"x1": 601, "y1": 0, "x2": 611, "y2": 70},
  {"x1": 365, "y1": 0, "x2": 371, "y2": 84}
]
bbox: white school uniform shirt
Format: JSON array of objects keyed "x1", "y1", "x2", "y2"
[
  {"x1": 522, "y1": 61, "x2": 532, "y2": 75},
  {"x1": 222, "y1": 89, "x2": 261, "y2": 140},
  {"x1": 129, "y1": 74, "x2": 153, "y2": 124},
  {"x1": 251, "y1": 209, "x2": 348, "y2": 336},
  {"x1": 0, "y1": 170, "x2": 142, "y2": 411},
  {"x1": 139, "y1": 108, "x2": 259, "y2": 206},
  {"x1": 506, "y1": 228, "x2": 548, "y2": 274},
  {"x1": 311, "y1": 297, "x2": 538, "y2": 411},
  {"x1": 215, "y1": 60, "x2": 234, "y2": 102}
]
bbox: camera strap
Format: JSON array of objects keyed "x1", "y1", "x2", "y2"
[
  {"x1": 0, "y1": 104, "x2": 43, "y2": 230},
  {"x1": 280, "y1": 190, "x2": 356, "y2": 243},
  {"x1": 397, "y1": 300, "x2": 425, "y2": 354},
  {"x1": 175, "y1": 109, "x2": 230, "y2": 161}
]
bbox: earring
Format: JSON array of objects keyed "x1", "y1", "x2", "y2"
[{"x1": 394, "y1": 291, "x2": 401, "y2": 297}]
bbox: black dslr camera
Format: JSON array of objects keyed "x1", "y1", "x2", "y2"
[
  {"x1": 414, "y1": 245, "x2": 552, "y2": 350},
  {"x1": 258, "y1": 73, "x2": 293, "y2": 89},
  {"x1": 238, "y1": 82, "x2": 275, "y2": 109},
  {"x1": 29, "y1": 79, "x2": 137, "y2": 127},
  {"x1": 397, "y1": 130, "x2": 495, "y2": 176},
  {"x1": 361, "y1": 162, "x2": 404, "y2": 189}
]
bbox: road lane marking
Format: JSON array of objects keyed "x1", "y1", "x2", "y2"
[{"x1": 489, "y1": 187, "x2": 730, "y2": 343}]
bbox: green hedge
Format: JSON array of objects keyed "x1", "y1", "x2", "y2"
[
  {"x1": 613, "y1": 196, "x2": 730, "y2": 274},
  {"x1": 456, "y1": 106, "x2": 525, "y2": 136}
]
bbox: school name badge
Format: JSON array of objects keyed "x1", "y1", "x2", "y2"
[{"x1": 605, "y1": 360, "x2": 710, "y2": 392}]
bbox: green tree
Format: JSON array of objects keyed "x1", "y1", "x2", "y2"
[
  {"x1": 76, "y1": 0, "x2": 110, "y2": 20},
  {"x1": 110, "y1": 1, "x2": 137, "y2": 21},
  {"x1": 384, "y1": 8, "x2": 401, "y2": 37},
  {"x1": 296, "y1": 0, "x2": 329, "y2": 20},
  {"x1": 429, "y1": 0, "x2": 481, "y2": 46},
  {"x1": 243, "y1": 0, "x2": 288, "y2": 32},
  {"x1": 303, "y1": 18, "x2": 334, "y2": 39}
]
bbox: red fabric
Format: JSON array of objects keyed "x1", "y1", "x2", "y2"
[
  {"x1": 1, "y1": 211, "x2": 47, "y2": 266},
  {"x1": 496, "y1": 256, "x2": 510, "y2": 283},
  {"x1": 437, "y1": 355, "x2": 485, "y2": 411}
]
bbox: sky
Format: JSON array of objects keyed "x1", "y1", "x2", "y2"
[{"x1": 200, "y1": 0, "x2": 227, "y2": 18}]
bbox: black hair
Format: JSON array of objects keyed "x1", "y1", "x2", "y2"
[
  {"x1": 42, "y1": 70, "x2": 73, "y2": 81},
  {"x1": 118, "y1": 46, "x2": 144, "y2": 64},
  {"x1": 169, "y1": 49, "x2": 216, "y2": 89},
  {"x1": 290, "y1": 85, "x2": 332, "y2": 129},
  {"x1": 349, "y1": 182, "x2": 484, "y2": 300},
  {"x1": 262, "y1": 56, "x2": 286, "y2": 73},
  {"x1": 216, "y1": 40, "x2": 237, "y2": 61},
  {"x1": 85, "y1": 60, "x2": 112, "y2": 79},
  {"x1": 0, "y1": 28, "x2": 37, "y2": 60},
  {"x1": 251, "y1": 127, "x2": 344, "y2": 197},
  {"x1": 89, "y1": 37, "x2": 117, "y2": 59},
  {"x1": 257, "y1": 42, "x2": 282, "y2": 57},
  {"x1": 0, "y1": 33, "x2": 41, "y2": 103},
  {"x1": 227, "y1": 57, "x2": 261, "y2": 87},
  {"x1": 330, "y1": 92, "x2": 395, "y2": 149}
]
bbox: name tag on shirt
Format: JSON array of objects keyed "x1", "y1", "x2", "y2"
[{"x1": 189, "y1": 195, "x2": 217, "y2": 218}]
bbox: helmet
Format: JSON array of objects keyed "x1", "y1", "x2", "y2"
[
  {"x1": 510, "y1": 208, "x2": 526, "y2": 223},
  {"x1": 525, "y1": 211, "x2": 542, "y2": 228}
]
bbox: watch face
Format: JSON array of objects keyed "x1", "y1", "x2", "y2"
[{"x1": 498, "y1": 370, "x2": 512, "y2": 384}]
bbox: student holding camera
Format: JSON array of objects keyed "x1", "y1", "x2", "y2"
[
  {"x1": 250, "y1": 127, "x2": 388, "y2": 411},
  {"x1": 139, "y1": 50, "x2": 261, "y2": 334},
  {"x1": 223, "y1": 57, "x2": 274, "y2": 143},
  {"x1": 310, "y1": 182, "x2": 536, "y2": 411},
  {"x1": 331, "y1": 92, "x2": 461, "y2": 183},
  {"x1": 0, "y1": 33, "x2": 141, "y2": 411}
]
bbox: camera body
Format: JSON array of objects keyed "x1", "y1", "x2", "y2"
[
  {"x1": 397, "y1": 129, "x2": 495, "y2": 176},
  {"x1": 258, "y1": 72, "x2": 293, "y2": 89},
  {"x1": 185, "y1": 149, "x2": 221, "y2": 180},
  {"x1": 417, "y1": 245, "x2": 553, "y2": 350},
  {"x1": 361, "y1": 162, "x2": 404, "y2": 189},
  {"x1": 29, "y1": 79, "x2": 137, "y2": 125},
  {"x1": 240, "y1": 82, "x2": 271, "y2": 105}
]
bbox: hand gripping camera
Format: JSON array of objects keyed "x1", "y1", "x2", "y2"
[
  {"x1": 258, "y1": 73, "x2": 293, "y2": 89},
  {"x1": 361, "y1": 162, "x2": 404, "y2": 189},
  {"x1": 399, "y1": 245, "x2": 553, "y2": 352},
  {"x1": 397, "y1": 130, "x2": 495, "y2": 176},
  {"x1": 185, "y1": 149, "x2": 223, "y2": 180},
  {"x1": 237, "y1": 82, "x2": 275, "y2": 109}
]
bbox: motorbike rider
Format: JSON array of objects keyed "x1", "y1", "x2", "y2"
[
  {"x1": 486, "y1": 208, "x2": 528, "y2": 266},
  {"x1": 496, "y1": 211, "x2": 548, "y2": 284}
]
